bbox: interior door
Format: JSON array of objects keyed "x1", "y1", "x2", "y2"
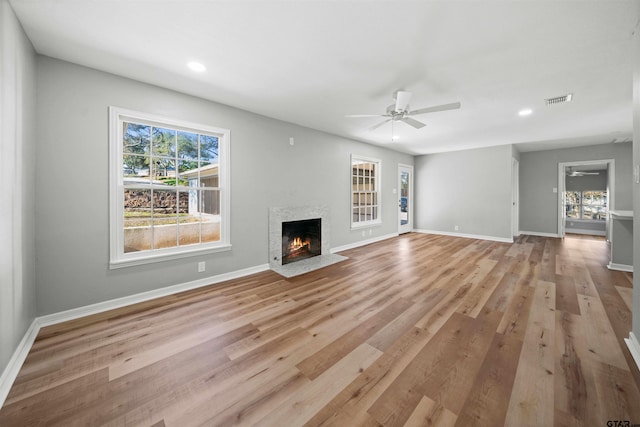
[{"x1": 398, "y1": 164, "x2": 413, "y2": 234}]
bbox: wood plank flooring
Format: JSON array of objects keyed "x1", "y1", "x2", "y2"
[{"x1": 1, "y1": 233, "x2": 638, "y2": 426}]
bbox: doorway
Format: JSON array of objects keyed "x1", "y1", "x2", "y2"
[
  {"x1": 398, "y1": 164, "x2": 413, "y2": 234},
  {"x1": 557, "y1": 159, "x2": 614, "y2": 238}
]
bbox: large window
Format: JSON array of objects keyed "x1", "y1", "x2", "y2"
[
  {"x1": 565, "y1": 190, "x2": 607, "y2": 220},
  {"x1": 109, "y1": 107, "x2": 230, "y2": 268},
  {"x1": 351, "y1": 155, "x2": 381, "y2": 228}
]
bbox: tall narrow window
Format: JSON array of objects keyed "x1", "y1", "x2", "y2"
[
  {"x1": 110, "y1": 107, "x2": 230, "y2": 268},
  {"x1": 351, "y1": 155, "x2": 381, "y2": 228}
]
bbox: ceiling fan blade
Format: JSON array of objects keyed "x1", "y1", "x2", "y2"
[
  {"x1": 408, "y1": 102, "x2": 461, "y2": 116},
  {"x1": 569, "y1": 172, "x2": 599, "y2": 177},
  {"x1": 395, "y1": 91, "x2": 412, "y2": 112},
  {"x1": 369, "y1": 118, "x2": 392, "y2": 132},
  {"x1": 345, "y1": 114, "x2": 386, "y2": 118},
  {"x1": 402, "y1": 117, "x2": 426, "y2": 129}
]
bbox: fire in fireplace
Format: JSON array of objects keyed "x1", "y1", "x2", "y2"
[{"x1": 282, "y1": 218, "x2": 321, "y2": 265}]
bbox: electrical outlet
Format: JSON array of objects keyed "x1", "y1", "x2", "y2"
[
  {"x1": 362, "y1": 230, "x2": 366, "y2": 237},
  {"x1": 454, "y1": 225, "x2": 459, "y2": 231},
  {"x1": 198, "y1": 261, "x2": 206, "y2": 272},
  {"x1": 369, "y1": 229, "x2": 372, "y2": 236}
]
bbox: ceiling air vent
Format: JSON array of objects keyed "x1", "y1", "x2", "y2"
[{"x1": 545, "y1": 93, "x2": 573, "y2": 106}]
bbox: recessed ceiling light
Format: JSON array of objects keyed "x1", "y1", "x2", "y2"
[
  {"x1": 518, "y1": 108, "x2": 533, "y2": 116},
  {"x1": 392, "y1": 135, "x2": 400, "y2": 141},
  {"x1": 187, "y1": 61, "x2": 206, "y2": 72}
]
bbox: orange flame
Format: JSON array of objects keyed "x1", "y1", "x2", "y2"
[{"x1": 289, "y1": 236, "x2": 310, "y2": 252}]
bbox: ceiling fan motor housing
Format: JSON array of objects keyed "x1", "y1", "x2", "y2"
[
  {"x1": 386, "y1": 104, "x2": 407, "y2": 119},
  {"x1": 346, "y1": 90, "x2": 461, "y2": 132}
]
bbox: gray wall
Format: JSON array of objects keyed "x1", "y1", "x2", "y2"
[
  {"x1": 35, "y1": 57, "x2": 413, "y2": 315},
  {"x1": 632, "y1": 0, "x2": 640, "y2": 341},
  {"x1": 565, "y1": 171, "x2": 607, "y2": 192},
  {"x1": 519, "y1": 142, "x2": 633, "y2": 235},
  {"x1": 414, "y1": 144, "x2": 513, "y2": 240},
  {"x1": 0, "y1": 0, "x2": 37, "y2": 376}
]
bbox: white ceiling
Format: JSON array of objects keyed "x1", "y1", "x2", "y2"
[{"x1": 10, "y1": 0, "x2": 637, "y2": 155}]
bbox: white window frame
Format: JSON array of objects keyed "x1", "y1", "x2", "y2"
[
  {"x1": 109, "y1": 107, "x2": 231, "y2": 268},
  {"x1": 351, "y1": 154, "x2": 382, "y2": 229},
  {"x1": 565, "y1": 190, "x2": 608, "y2": 220}
]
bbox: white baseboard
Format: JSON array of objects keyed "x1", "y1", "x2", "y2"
[
  {"x1": 0, "y1": 262, "x2": 269, "y2": 409},
  {"x1": 607, "y1": 262, "x2": 634, "y2": 273},
  {"x1": 414, "y1": 229, "x2": 513, "y2": 243},
  {"x1": 625, "y1": 332, "x2": 640, "y2": 372},
  {"x1": 519, "y1": 231, "x2": 560, "y2": 238},
  {"x1": 0, "y1": 319, "x2": 40, "y2": 408},
  {"x1": 564, "y1": 228, "x2": 607, "y2": 236},
  {"x1": 331, "y1": 233, "x2": 398, "y2": 253},
  {"x1": 38, "y1": 263, "x2": 269, "y2": 327}
]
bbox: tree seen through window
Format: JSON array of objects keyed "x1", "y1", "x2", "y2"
[
  {"x1": 565, "y1": 190, "x2": 607, "y2": 220},
  {"x1": 121, "y1": 122, "x2": 221, "y2": 252}
]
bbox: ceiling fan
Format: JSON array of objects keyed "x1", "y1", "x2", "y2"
[
  {"x1": 566, "y1": 167, "x2": 600, "y2": 177},
  {"x1": 346, "y1": 90, "x2": 461, "y2": 131}
]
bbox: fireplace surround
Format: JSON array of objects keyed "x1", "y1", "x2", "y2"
[{"x1": 268, "y1": 205, "x2": 347, "y2": 277}]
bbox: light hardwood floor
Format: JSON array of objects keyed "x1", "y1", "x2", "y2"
[{"x1": 1, "y1": 233, "x2": 638, "y2": 426}]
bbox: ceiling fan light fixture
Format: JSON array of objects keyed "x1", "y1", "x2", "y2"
[{"x1": 187, "y1": 61, "x2": 206, "y2": 72}]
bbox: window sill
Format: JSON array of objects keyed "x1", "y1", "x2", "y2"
[
  {"x1": 351, "y1": 221, "x2": 382, "y2": 230},
  {"x1": 109, "y1": 243, "x2": 232, "y2": 269}
]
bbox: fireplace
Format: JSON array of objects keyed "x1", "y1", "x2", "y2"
[
  {"x1": 282, "y1": 218, "x2": 321, "y2": 265},
  {"x1": 268, "y1": 204, "x2": 346, "y2": 277}
]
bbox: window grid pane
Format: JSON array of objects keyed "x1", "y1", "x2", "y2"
[
  {"x1": 563, "y1": 190, "x2": 607, "y2": 221},
  {"x1": 120, "y1": 116, "x2": 224, "y2": 255},
  {"x1": 352, "y1": 158, "x2": 380, "y2": 226}
]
